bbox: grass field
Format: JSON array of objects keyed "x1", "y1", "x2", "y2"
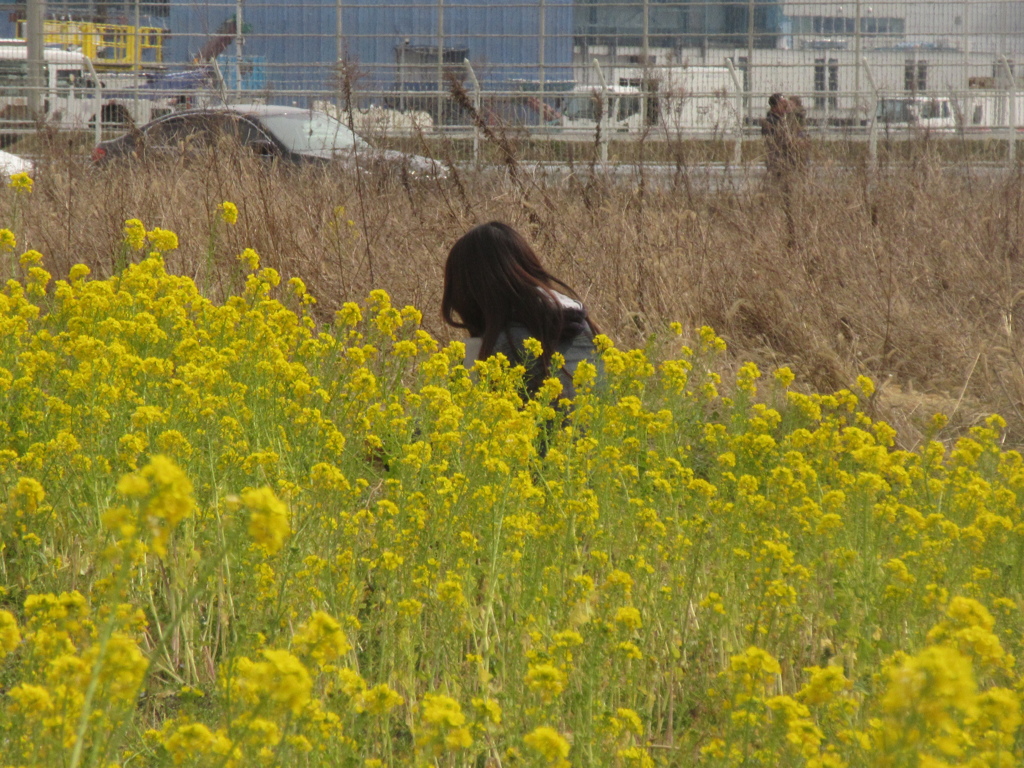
[{"x1": 0, "y1": 144, "x2": 1023, "y2": 767}]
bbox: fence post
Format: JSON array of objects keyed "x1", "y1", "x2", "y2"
[
  {"x1": 84, "y1": 56, "x2": 102, "y2": 146},
  {"x1": 724, "y1": 57, "x2": 743, "y2": 166},
  {"x1": 1001, "y1": 55, "x2": 1016, "y2": 165},
  {"x1": 862, "y1": 57, "x2": 880, "y2": 172},
  {"x1": 26, "y1": 0, "x2": 45, "y2": 120},
  {"x1": 593, "y1": 58, "x2": 609, "y2": 165},
  {"x1": 464, "y1": 59, "x2": 481, "y2": 168}
]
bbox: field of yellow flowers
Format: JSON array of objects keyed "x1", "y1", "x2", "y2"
[{"x1": 1, "y1": 185, "x2": 1022, "y2": 767}]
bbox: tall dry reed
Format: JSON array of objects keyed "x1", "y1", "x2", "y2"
[{"x1": 7, "y1": 134, "x2": 1024, "y2": 447}]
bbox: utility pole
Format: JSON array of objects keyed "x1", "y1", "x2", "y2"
[{"x1": 26, "y1": 0, "x2": 45, "y2": 119}]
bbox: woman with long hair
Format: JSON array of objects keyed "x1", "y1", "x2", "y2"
[{"x1": 441, "y1": 221, "x2": 599, "y2": 398}]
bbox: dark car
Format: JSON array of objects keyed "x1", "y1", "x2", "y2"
[{"x1": 91, "y1": 103, "x2": 447, "y2": 177}]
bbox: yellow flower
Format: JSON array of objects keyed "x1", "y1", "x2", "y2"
[
  {"x1": 85, "y1": 631, "x2": 148, "y2": 702},
  {"x1": 235, "y1": 649, "x2": 312, "y2": 715},
  {"x1": 293, "y1": 610, "x2": 351, "y2": 665},
  {"x1": 613, "y1": 606, "x2": 643, "y2": 631},
  {"x1": 355, "y1": 684, "x2": 405, "y2": 715},
  {"x1": 336, "y1": 302, "x2": 362, "y2": 326},
  {"x1": 616, "y1": 708, "x2": 644, "y2": 736},
  {"x1": 617, "y1": 747, "x2": 654, "y2": 768},
  {"x1": 217, "y1": 200, "x2": 239, "y2": 225},
  {"x1": 524, "y1": 726, "x2": 570, "y2": 767},
  {"x1": 123, "y1": 218, "x2": 146, "y2": 250},
  {"x1": 114, "y1": 455, "x2": 195, "y2": 559},
  {"x1": 19, "y1": 249, "x2": 43, "y2": 265},
  {"x1": 881, "y1": 646, "x2": 977, "y2": 727},
  {"x1": 472, "y1": 697, "x2": 502, "y2": 725},
  {"x1": 8, "y1": 171, "x2": 33, "y2": 193},
  {"x1": 444, "y1": 727, "x2": 473, "y2": 749},
  {"x1": 525, "y1": 663, "x2": 567, "y2": 699},
  {"x1": 147, "y1": 227, "x2": 179, "y2": 253},
  {"x1": 774, "y1": 366, "x2": 796, "y2": 387},
  {"x1": 522, "y1": 337, "x2": 544, "y2": 358},
  {"x1": 162, "y1": 722, "x2": 235, "y2": 764},
  {"x1": 729, "y1": 646, "x2": 781, "y2": 697},
  {"x1": 7, "y1": 683, "x2": 53, "y2": 714},
  {"x1": 798, "y1": 665, "x2": 850, "y2": 705},
  {"x1": 243, "y1": 486, "x2": 290, "y2": 554},
  {"x1": 0, "y1": 609, "x2": 21, "y2": 656},
  {"x1": 0, "y1": 228, "x2": 16, "y2": 251},
  {"x1": 421, "y1": 693, "x2": 465, "y2": 728},
  {"x1": 237, "y1": 247, "x2": 260, "y2": 272}
]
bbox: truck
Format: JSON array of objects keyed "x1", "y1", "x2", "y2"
[
  {"x1": 875, "y1": 96, "x2": 958, "y2": 132},
  {"x1": 874, "y1": 90, "x2": 1024, "y2": 134},
  {"x1": 961, "y1": 81, "x2": 1024, "y2": 133},
  {"x1": 527, "y1": 65, "x2": 738, "y2": 136},
  {"x1": 0, "y1": 37, "x2": 221, "y2": 144}
]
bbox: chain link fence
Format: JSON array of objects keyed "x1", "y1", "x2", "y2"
[{"x1": 1, "y1": 0, "x2": 1023, "y2": 156}]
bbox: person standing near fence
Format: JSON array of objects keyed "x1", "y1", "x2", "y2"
[
  {"x1": 761, "y1": 93, "x2": 799, "y2": 178},
  {"x1": 760, "y1": 93, "x2": 803, "y2": 249}
]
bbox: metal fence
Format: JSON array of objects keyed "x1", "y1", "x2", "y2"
[{"x1": 2, "y1": 0, "x2": 1023, "y2": 149}]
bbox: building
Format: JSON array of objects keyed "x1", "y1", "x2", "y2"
[{"x1": 2, "y1": 0, "x2": 1021, "y2": 125}]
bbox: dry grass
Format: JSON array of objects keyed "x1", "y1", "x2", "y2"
[{"x1": 8, "y1": 132, "x2": 1024, "y2": 448}]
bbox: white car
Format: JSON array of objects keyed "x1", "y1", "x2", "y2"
[{"x1": 0, "y1": 149, "x2": 33, "y2": 177}]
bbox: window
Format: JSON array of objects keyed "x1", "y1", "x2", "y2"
[
  {"x1": 814, "y1": 58, "x2": 839, "y2": 110},
  {"x1": 814, "y1": 58, "x2": 826, "y2": 109},
  {"x1": 0, "y1": 60, "x2": 29, "y2": 89},
  {"x1": 905, "y1": 60, "x2": 927, "y2": 92},
  {"x1": 829, "y1": 59, "x2": 839, "y2": 109}
]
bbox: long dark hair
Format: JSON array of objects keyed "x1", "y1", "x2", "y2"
[{"x1": 441, "y1": 221, "x2": 595, "y2": 371}]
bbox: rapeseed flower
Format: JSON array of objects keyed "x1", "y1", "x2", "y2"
[
  {"x1": 354, "y1": 684, "x2": 404, "y2": 715},
  {"x1": 237, "y1": 247, "x2": 260, "y2": 271},
  {"x1": 243, "y1": 487, "x2": 290, "y2": 554},
  {"x1": 147, "y1": 227, "x2": 178, "y2": 253},
  {"x1": 417, "y1": 693, "x2": 472, "y2": 756},
  {"x1": 525, "y1": 662, "x2": 567, "y2": 699},
  {"x1": 881, "y1": 646, "x2": 977, "y2": 727},
  {"x1": 524, "y1": 726, "x2": 570, "y2": 767},
  {"x1": 293, "y1": 611, "x2": 351, "y2": 666},
  {"x1": 0, "y1": 609, "x2": 21, "y2": 656},
  {"x1": 421, "y1": 693, "x2": 465, "y2": 728},
  {"x1": 8, "y1": 171, "x2": 33, "y2": 193},
  {"x1": 217, "y1": 201, "x2": 239, "y2": 225},
  {"x1": 233, "y1": 650, "x2": 312, "y2": 715},
  {"x1": 123, "y1": 218, "x2": 146, "y2": 249},
  {"x1": 113, "y1": 455, "x2": 195, "y2": 558}
]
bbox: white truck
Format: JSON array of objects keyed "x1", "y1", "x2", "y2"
[
  {"x1": 874, "y1": 91, "x2": 1024, "y2": 134},
  {"x1": 538, "y1": 65, "x2": 738, "y2": 136},
  {"x1": 875, "y1": 96, "x2": 957, "y2": 132},
  {"x1": 960, "y1": 88, "x2": 1024, "y2": 133},
  {"x1": 0, "y1": 39, "x2": 218, "y2": 144}
]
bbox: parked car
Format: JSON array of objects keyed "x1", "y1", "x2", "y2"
[{"x1": 91, "y1": 103, "x2": 447, "y2": 177}]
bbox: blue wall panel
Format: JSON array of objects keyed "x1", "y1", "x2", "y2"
[{"x1": 168, "y1": 0, "x2": 573, "y2": 93}]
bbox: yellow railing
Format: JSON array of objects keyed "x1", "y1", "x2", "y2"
[{"x1": 16, "y1": 19, "x2": 165, "y2": 69}]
